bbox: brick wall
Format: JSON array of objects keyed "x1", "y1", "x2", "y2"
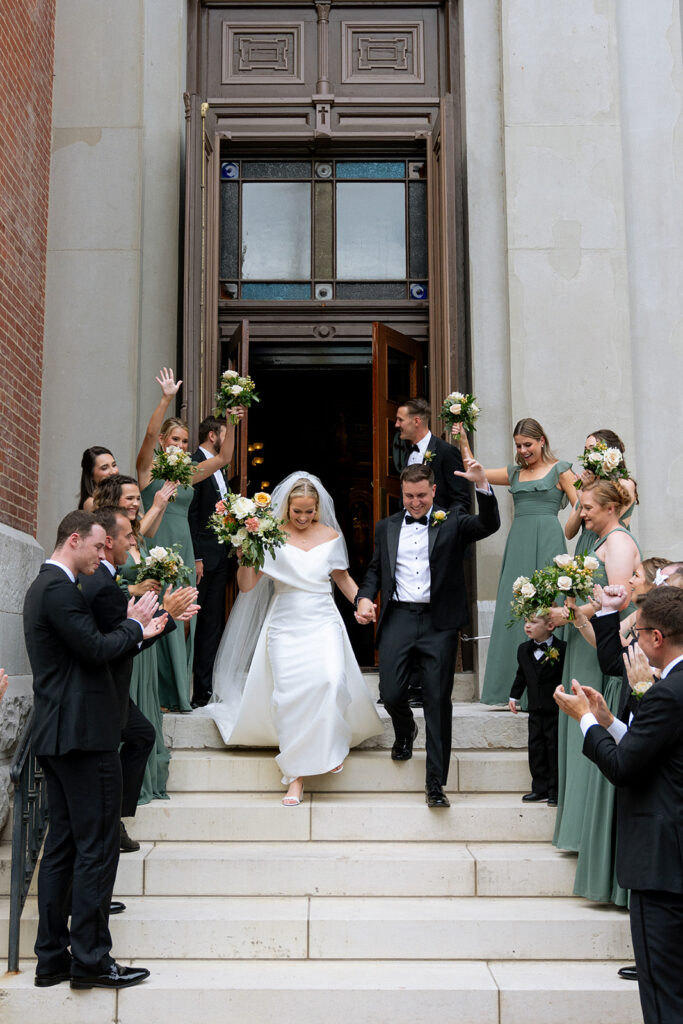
[{"x1": 0, "y1": 2, "x2": 56, "y2": 536}]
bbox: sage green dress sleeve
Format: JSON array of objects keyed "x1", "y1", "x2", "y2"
[{"x1": 480, "y1": 461, "x2": 571, "y2": 705}]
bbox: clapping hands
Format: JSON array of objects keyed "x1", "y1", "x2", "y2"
[
  {"x1": 593, "y1": 583, "x2": 628, "y2": 614},
  {"x1": 163, "y1": 586, "x2": 201, "y2": 622},
  {"x1": 127, "y1": 590, "x2": 160, "y2": 628}
]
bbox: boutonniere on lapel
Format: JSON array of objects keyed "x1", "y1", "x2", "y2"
[
  {"x1": 76, "y1": 582, "x2": 83, "y2": 592},
  {"x1": 423, "y1": 450, "x2": 436, "y2": 465},
  {"x1": 430, "y1": 510, "x2": 449, "y2": 527},
  {"x1": 541, "y1": 646, "x2": 560, "y2": 666},
  {"x1": 631, "y1": 680, "x2": 653, "y2": 700}
]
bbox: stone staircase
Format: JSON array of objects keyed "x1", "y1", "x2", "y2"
[{"x1": 0, "y1": 674, "x2": 643, "y2": 1023}]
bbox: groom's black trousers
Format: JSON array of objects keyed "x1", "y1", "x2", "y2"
[{"x1": 378, "y1": 602, "x2": 458, "y2": 786}]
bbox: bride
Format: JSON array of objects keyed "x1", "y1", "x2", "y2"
[{"x1": 201, "y1": 472, "x2": 382, "y2": 805}]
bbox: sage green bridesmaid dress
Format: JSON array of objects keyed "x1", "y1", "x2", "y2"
[
  {"x1": 120, "y1": 547, "x2": 171, "y2": 804},
  {"x1": 140, "y1": 479, "x2": 197, "y2": 712},
  {"x1": 480, "y1": 461, "x2": 571, "y2": 705},
  {"x1": 553, "y1": 525, "x2": 640, "y2": 906}
]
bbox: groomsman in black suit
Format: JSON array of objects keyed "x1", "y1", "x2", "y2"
[
  {"x1": 189, "y1": 415, "x2": 233, "y2": 707},
  {"x1": 394, "y1": 398, "x2": 470, "y2": 513},
  {"x1": 23, "y1": 510, "x2": 164, "y2": 989},
  {"x1": 555, "y1": 587, "x2": 683, "y2": 1024},
  {"x1": 509, "y1": 615, "x2": 566, "y2": 806},
  {"x1": 356, "y1": 461, "x2": 499, "y2": 807}
]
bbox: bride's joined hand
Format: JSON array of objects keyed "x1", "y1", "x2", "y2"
[{"x1": 355, "y1": 598, "x2": 377, "y2": 625}]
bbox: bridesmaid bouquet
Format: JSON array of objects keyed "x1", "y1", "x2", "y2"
[
  {"x1": 208, "y1": 490, "x2": 287, "y2": 570},
  {"x1": 136, "y1": 543, "x2": 192, "y2": 587},
  {"x1": 575, "y1": 441, "x2": 629, "y2": 489},
  {"x1": 439, "y1": 391, "x2": 480, "y2": 433},
  {"x1": 509, "y1": 553, "x2": 600, "y2": 625},
  {"x1": 151, "y1": 446, "x2": 196, "y2": 499},
  {"x1": 215, "y1": 370, "x2": 259, "y2": 424}
]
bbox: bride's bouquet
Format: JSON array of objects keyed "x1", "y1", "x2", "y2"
[
  {"x1": 509, "y1": 553, "x2": 599, "y2": 625},
  {"x1": 575, "y1": 441, "x2": 629, "y2": 489},
  {"x1": 439, "y1": 391, "x2": 480, "y2": 433},
  {"x1": 208, "y1": 490, "x2": 287, "y2": 570},
  {"x1": 215, "y1": 370, "x2": 259, "y2": 424},
  {"x1": 136, "y1": 543, "x2": 193, "y2": 587},
  {"x1": 151, "y1": 445, "x2": 196, "y2": 498}
]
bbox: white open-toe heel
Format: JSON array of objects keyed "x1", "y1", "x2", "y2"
[
  {"x1": 282, "y1": 781, "x2": 304, "y2": 806},
  {"x1": 330, "y1": 763, "x2": 344, "y2": 774}
]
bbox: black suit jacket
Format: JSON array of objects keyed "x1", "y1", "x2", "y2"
[
  {"x1": 23, "y1": 564, "x2": 143, "y2": 757},
  {"x1": 583, "y1": 660, "x2": 683, "y2": 892},
  {"x1": 188, "y1": 448, "x2": 228, "y2": 573},
  {"x1": 510, "y1": 637, "x2": 566, "y2": 711},
  {"x1": 77, "y1": 563, "x2": 176, "y2": 729},
  {"x1": 358, "y1": 490, "x2": 500, "y2": 641},
  {"x1": 592, "y1": 611, "x2": 635, "y2": 721}
]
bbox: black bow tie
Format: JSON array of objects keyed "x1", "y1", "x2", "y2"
[
  {"x1": 535, "y1": 641, "x2": 550, "y2": 650},
  {"x1": 408, "y1": 444, "x2": 420, "y2": 453},
  {"x1": 405, "y1": 514, "x2": 429, "y2": 525}
]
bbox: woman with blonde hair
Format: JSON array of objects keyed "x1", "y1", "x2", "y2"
[
  {"x1": 464, "y1": 417, "x2": 577, "y2": 705},
  {"x1": 203, "y1": 472, "x2": 381, "y2": 806}
]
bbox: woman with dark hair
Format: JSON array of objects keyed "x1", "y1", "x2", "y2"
[
  {"x1": 565, "y1": 428, "x2": 639, "y2": 547},
  {"x1": 464, "y1": 418, "x2": 577, "y2": 705},
  {"x1": 78, "y1": 446, "x2": 119, "y2": 511},
  {"x1": 92, "y1": 473, "x2": 176, "y2": 551}
]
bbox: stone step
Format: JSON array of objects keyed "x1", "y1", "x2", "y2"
[
  {"x1": 163, "y1": 703, "x2": 528, "y2": 751},
  {"x1": 119, "y1": 792, "x2": 556, "y2": 843},
  {"x1": 362, "y1": 670, "x2": 477, "y2": 703},
  {"x1": 0, "y1": 896, "x2": 633, "y2": 961},
  {"x1": 166, "y1": 748, "x2": 532, "y2": 793},
  {"x1": 0, "y1": 959, "x2": 643, "y2": 1024},
  {"x1": 0, "y1": 958, "x2": 643, "y2": 1024}
]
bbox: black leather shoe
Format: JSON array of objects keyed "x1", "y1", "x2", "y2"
[
  {"x1": 109, "y1": 901, "x2": 126, "y2": 914},
  {"x1": 522, "y1": 792, "x2": 548, "y2": 802},
  {"x1": 35, "y1": 954, "x2": 72, "y2": 987},
  {"x1": 547, "y1": 797, "x2": 558, "y2": 806},
  {"x1": 70, "y1": 962, "x2": 151, "y2": 990},
  {"x1": 391, "y1": 722, "x2": 419, "y2": 761},
  {"x1": 408, "y1": 697, "x2": 423, "y2": 708},
  {"x1": 618, "y1": 965, "x2": 637, "y2": 981},
  {"x1": 425, "y1": 784, "x2": 450, "y2": 808},
  {"x1": 120, "y1": 821, "x2": 140, "y2": 852}
]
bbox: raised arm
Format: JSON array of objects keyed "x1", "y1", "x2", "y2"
[
  {"x1": 192, "y1": 409, "x2": 244, "y2": 484},
  {"x1": 136, "y1": 368, "x2": 182, "y2": 490},
  {"x1": 450, "y1": 423, "x2": 510, "y2": 487}
]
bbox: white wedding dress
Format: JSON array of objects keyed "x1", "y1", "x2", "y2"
[{"x1": 203, "y1": 534, "x2": 382, "y2": 783}]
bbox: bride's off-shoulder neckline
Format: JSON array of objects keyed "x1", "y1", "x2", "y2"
[{"x1": 285, "y1": 534, "x2": 340, "y2": 554}]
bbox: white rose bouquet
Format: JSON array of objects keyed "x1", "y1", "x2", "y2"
[
  {"x1": 575, "y1": 441, "x2": 629, "y2": 489},
  {"x1": 135, "y1": 543, "x2": 192, "y2": 587},
  {"x1": 208, "y1": 490, "x2": 287, "y2": 570},
  {"x1": 151, "y1": 445, "x2": 196, "y2": 499},
  {"x1": 508, "y1": 554, "x2": 598, "y2": 624},
  {"x1": 215, "y1": 369, "x2": 259, "y2": 424},
  {"x1": 439, "y1": 391, "x2": 480, "y2": 434}
]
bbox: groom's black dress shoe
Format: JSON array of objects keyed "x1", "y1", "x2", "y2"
[
  {"x1": 109, "y1": 901, "x2": 126, "y2": 914},
  {"x1": 425, "y1": 784, "x2": 450, "y2": 808},
  {"x1": 35, "y1": 953, "x2": 72, "y2": 987},
  {"x1": 70, "y1": 962, "x2": 151, "y2": 990},
  {"x1": 120, "y1": 821, "x2": 140, "y2": 852},
  {"x1": 522, "y1": 792, "x2": 548, "y2": 803},
  {"x1": 391, "y1": 722, "x2": 419, "y2": 761},
  {"x1": 618, "y1": 965, "x2": 637, "y2": 981}
]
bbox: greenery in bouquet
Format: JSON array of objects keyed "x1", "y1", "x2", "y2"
[
  {"x1": 135, "y1": 543, "x2": 192, "y2": 587},
  {"x1": 508, "y1": 553, "x2": 600, "y2": 626},
  {"x1": 439, "y1": 391, "x2": 480, "y2": 433},
  {"x1": 575, "y1": 441, "x2": 629, "y2": 489},
  {"x1": 150, "y1": 445, "x2": 196, "y2": 498},
  {"x1": 215, "y1": 370, "x2": 259, "y2": 424},
  {"x1": 208, "y1": 490, "x2": 287, "y2": 571}
]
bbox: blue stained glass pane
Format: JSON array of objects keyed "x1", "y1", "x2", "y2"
[
  {"x1": 241, "y1": 283, "x2": 311, "y2": 300},
  {"x1": 336, "y1": 161, "x2": 405, "y2": 180}
]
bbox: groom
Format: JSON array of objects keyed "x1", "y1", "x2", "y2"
[{"x1": 355, "y1": 461, "x2": 499, "y2": 806}]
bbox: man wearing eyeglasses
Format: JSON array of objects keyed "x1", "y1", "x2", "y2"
[{"x1": 554, "y1": 587, "x2": 683, "y2": 1024}]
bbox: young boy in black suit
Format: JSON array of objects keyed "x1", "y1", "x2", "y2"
[{"x1": 509, "y1": 614, "x2": 566, "y2": 806}]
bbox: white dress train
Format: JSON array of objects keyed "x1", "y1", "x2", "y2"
[{"x1": 203, "y1": 536, "x2": 382, "y2": 783}]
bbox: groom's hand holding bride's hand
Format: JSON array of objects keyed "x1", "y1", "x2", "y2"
[{"x1": 355, "y1": 598, "x2": 377, "y2": 625}]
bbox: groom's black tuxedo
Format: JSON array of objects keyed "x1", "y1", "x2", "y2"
[
  {"x1": 23, "y1": 562, "x2": 145, "y2": 978},
  {"x1": 583, "y1": 660, "x2": 683, "y2": 1022},
  {"x1": 358, "y1": 490, "x2": 500, "y2": 786},
  {"x1": 188, "y1": 446, "x2": 230, "y2": 704}
]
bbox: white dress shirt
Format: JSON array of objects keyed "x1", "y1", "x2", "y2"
[
  {"x1": 45, "y1": 559, "x2": 76, "y2": 583},
  {"x1": 394, "y1": 509, "x2": 432, "y2": 603},
  {"x1": 406, "y1": 431, "x2": 432, "y2": 466},
  {"x1": 199, "y1": 446, "x2": 228, "y2": 499}
]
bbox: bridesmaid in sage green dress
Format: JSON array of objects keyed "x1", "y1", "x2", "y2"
[
  {"x1": 136, "y1": 368, "x2": 240, "y2": 711},
  {"x1": 564, "y1": 428, "x2": 638, "y2": 556},
  {"x1": 475, "y1": 418, "x2": 577, "y2": 706},
  {"x1": 550, "y1": 479, "x2": 640, "y2": 905}
]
